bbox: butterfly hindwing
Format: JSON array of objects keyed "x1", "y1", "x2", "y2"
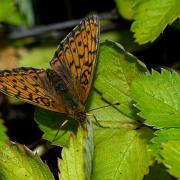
[
  {"x1": 50, "y1": 15, "x2": 100, "y2": 105},
  {"x1": 0, "y1": 68, "x2": 66, "y2": 113}
]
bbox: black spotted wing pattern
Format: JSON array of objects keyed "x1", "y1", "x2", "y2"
[
  {"x1": 0, "y1": 15, "x2": 100, "y2": 119},
  {"x1": 50, "y1": 15, "x2": 100, "y2": 105}
]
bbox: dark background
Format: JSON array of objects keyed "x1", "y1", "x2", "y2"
[{"x1": 32, "y1": 0, "x2": 115, "y2": 24}]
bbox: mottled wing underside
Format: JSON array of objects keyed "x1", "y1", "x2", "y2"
[
  {"x1": 0, "y1": 68, "x2": 66, "y2": 113},
  {"x1": 50, "y1": 15, "x2": 100, "y2": 105}
]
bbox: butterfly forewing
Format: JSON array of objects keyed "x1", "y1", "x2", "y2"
[
  {"x1": 81, "y1": 16, "x2": 100, "y2": 104},
  {"x1": 50, "y1": 15, "x2": 100, "y2": 105}
]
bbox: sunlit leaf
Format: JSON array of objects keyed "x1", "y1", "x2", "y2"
[
  {"x1": 132, "y1": 69, "x2": 180, "y2": 128},
  {"x1": 131, "y1": 0, "x2": 180, "y2": 44},
  {"x1": 161, "y1": 140, "x2": 180, "y2": 179},
  {"x1": 59, "y1": 121, "x2": 94, "y2": 180},
  {"x1": 0, "y1": 143, "x2": 54, "y2": 180},
  {"x1": 92, "y1": 127, "x2": 154, "y2": 179}
]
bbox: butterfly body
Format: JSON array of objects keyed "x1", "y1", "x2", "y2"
[
  {"x1": 46, "y1": 68, "x2": 86, "y2": 120},
  {"x1": 0, "y1": 15, "x2": 100, "y2": 121}
]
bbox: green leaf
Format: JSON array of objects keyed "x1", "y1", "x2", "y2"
[
  {"x1": 91, "y1": 127, "x2": 154, "y2": 180},
  {"x1": 115, "y1": 0, "x2": 134, "y2": 20},
  {"x1": 0, "y1": 0, "x2": 27, "y2": 26},
  {"x1": 94, "y1": 40, "x2": 147, "y2": 119},
  {"x1": 34, "y1": 108, "x2": 78, "y2": 147},
  {"x1": 131, "y1": 0, "x2": 180, "y2": 44},
  {"x1": 16, "y1": 0, "x2": 35, "y2": 26},
  {"x1": 151, "y1": 128, "x2": 180, "y2": 161},
  {"x1": 144, "y1": 163, "x2": 172, "y2": 180},
  {"x1": 19, "y1": 47, "x2": 56, "y2": 69},
  {"x1": 0, "y1": 143, "x2": 54, "y2": 180},
  {"x1": 132, "y1": 69, "x2": 180, "y2": 128},
  {"x1": 0, "y1": 120, "x2": 8, "y2": 146},
  {"x1": 59, "y1": 121, "x2": 94, "y2": 180},
  {"x1": 87, "y1": 91, "x2": 137, "y2": 128},
  {"x1": 161, "y1": 140, "x2": 180, "y2": 179}
]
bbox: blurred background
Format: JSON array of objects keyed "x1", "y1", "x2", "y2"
[{"x1": 0, "y1": 0, "x2": 180, "y2": 178}]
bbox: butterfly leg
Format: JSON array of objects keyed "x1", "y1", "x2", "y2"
[
  {"x1": 52, "y1": 119, "x2": 69, "y2": 142},
  {"x1": 86, "y1": 113, "x2": 107, "y2": 128}
]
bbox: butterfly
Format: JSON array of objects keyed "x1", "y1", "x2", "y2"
[{"x1": 0, "y1": 15, "x2": 100, "y2": 121}]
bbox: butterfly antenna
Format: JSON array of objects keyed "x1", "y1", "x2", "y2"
[
  {"x1": 52, "y1": 120, "x2": 69, "y2": 143},
  {"x1": 87, "y1": 102, "x2": 120, "y2": 112}
]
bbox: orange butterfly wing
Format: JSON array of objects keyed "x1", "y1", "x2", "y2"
[
  {"x1": 0, "y1": 15, "x2": 100, "y2": 117},
  {"x1": 50, "y1": 15, "x2": 100, "y2": 105},
  {"x1": 0, "y1": 68, "x2": 66, "y2": 113}
]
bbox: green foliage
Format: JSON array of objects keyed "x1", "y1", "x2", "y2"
[
  {"x1": 92, "y1": 127, "x2": 153, "y2": 180},
  {"x1": 16, "y1": 0, "x2": 35, "y2": 26},
  {"x1": 19, "y1": 47, "x2": 56, "y2": 69},
  {"x1": 0, "y1": 143, "x2": 54, "y2": 180},
  {"x1": 161, "y1": 141, "x2": 180, "y2": 179},
  {"x1": 34, "y1": 108, "x2": 78, "y2": 146},
  {"x1": 59, "y1": 121, "x2": 94, "y2": 180},
  {"x1": 132, "y1": 69, "x2": 180, "y2": 128},
  {"x1": 94, "y1": 40, "x2": 147, "y2": 119},
  {"x1": 0, "y1": 120, "x2": 8, "y2": 147},
  {"x1": 131, "y1": 69, "x2": 180, "y2": 178},
  {"x1": 151, "y1": 128, "x2": 180, "y2": 161},
  {"x1": 115, "y1": 0, "x2": 134, "y2": 20},
  {"x1": 115, "y1": 0, "x2": 180, "y2": 44},
  {"x1": 87, "y1": 91, "x2": 136, "y2": 128},
  {"x1": 0, "y1": 0, "x2": 27, "y2": 26},
  {"x1": 131, "y1": 0, "x2": 180, "y2": 44}
]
